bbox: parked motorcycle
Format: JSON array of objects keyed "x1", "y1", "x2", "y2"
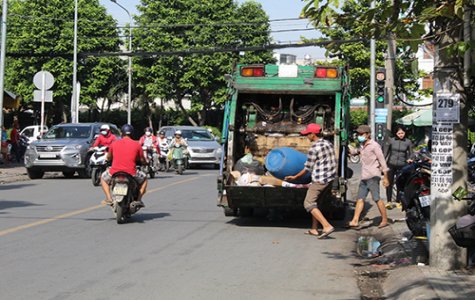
[
  {"x1": 142, "y1": 146, "x2": 159, "y2": 178},
  {"x1": 170, "y1": 143, "x2": 188, "y2": 175},
  {"x1": 110, "y1": 171, "x2": 143, "y2": 224},
  {"x1": 449, "y1": 187, "x2": 475, "y2": 248},
  {"x1": 395, "y1": 153, "x2": 432, "y2": 238},
  {"x1": 89, "y1": 146, "x2": 108, "y2": 186}
]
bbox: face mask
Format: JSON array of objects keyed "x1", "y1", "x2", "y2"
[
  {"x1": 357, "y1": 135, "x2": 366, "y2": 143},
  {"x1": 100, "y1": 130, "x2": 108, "y2": 136},
  {"x1": 145, "y1": 132, "x2": 151, "y2": 137}
]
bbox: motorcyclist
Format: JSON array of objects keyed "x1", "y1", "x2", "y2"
[
  {"x1": 157, "y1": 130, "x2": 169, "y2": 149},
  {"x1": 169, "y1": 130, "x2": 188, "y2": 148},
  {"x1": 139, "y1": 127, "x2": 160, "y2": 166},
  {"x1": 101, "y1": 124, "x2": 147, "y2": 207},
  {"x1": 91, "y1": 124, "x2": 117, "y2": 149}
]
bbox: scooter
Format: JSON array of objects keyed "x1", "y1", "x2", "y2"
[
  {"x1": 158, "y1": 142, "x2": 170, "y2": 172},
  {"x1": 90, "y1": 146, "x2": 108, "y2": 186},
  {"x1": 110, "y1": 171, "x2": 143, "y2": 224},
  {"x1": 142, "y1": 146, "x2": 159, "y2": 178},
  {"x1": 171, "y1": 143, "x2": 188, "y2": 175},
  {"x1": 449, "y1": 187, "x2": 475, "y2": 248},
  {"x1": 348, "y1": 143, "x2": 360, "y2": 164}
]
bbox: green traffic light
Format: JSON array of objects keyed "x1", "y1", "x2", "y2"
[{"x1": 377, "y1": 96, "x2": 384, "y2": 103}]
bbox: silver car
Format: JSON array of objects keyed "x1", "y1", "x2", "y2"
[
  {"x1": 24, "y1": 123, "x2": 119, "y2": 179},
  {"x1": 159, "y1": 126, "x2": 222, "y2": 168}
]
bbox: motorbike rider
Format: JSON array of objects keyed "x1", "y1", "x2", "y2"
[
  {"x1": 139, "y1": 127, "x2": 160, "y2": 153},
  {"x1": 91, "y1": 124, "x2": 117, "y2": 149},
  {"x1": 157, "y1": 130, "x2": 169, "y2": 149},
  {"x1": 169, "y1": 130, "x2": 188, "y2": 148},
  {"x1": 101, "y1": 124, "x2": 148, "y2": 207}
]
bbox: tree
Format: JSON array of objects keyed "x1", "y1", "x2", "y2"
[
  {"x1": 133, "y1": 0, "x2": 274, "y2": 126},
  {"x1": 3, "y1": 0, "x2": 124, "y2": 123},
  {"x1": 302, "y1": 0, "x2": 473, "y2": 270},
  {"x1": 310, "y1": 0, "x2": 419, "y2": 102}
]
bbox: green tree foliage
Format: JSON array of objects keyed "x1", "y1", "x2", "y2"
[
  {"x1": 303, "y1": 0, "x2": 419, "y2": 101},
  {"x1": 302, "y1": 0, "x2": 475, "y2": 106},
  {"x1": 133, "y1": 0, "x2": 274, "y2": 126},
  {"x1": 3, "y1": 0, "x2": 124, "y2": 122}
]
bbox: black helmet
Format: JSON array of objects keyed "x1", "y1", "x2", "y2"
[
  {"x1": 145, "y1": 127, "x2": 153, "y2": 133},
  {"x1": 158, "y1": 130, "x2": 165, "y2": 135},
  {"x1": 121, "y1": 124, "x2": 134, "y2": 135}
]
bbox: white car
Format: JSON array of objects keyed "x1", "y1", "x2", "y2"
[{"x1": 20, "y1": 125, "x2": 48, "y2": 144}]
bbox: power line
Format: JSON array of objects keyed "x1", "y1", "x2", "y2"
[{"x1": 5, "y1": 38, "x2": 365, "y2": 58}]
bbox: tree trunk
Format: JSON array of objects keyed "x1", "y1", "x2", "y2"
[{"x1": 429, "y1": 22, "x2": 467, "y2": 270}]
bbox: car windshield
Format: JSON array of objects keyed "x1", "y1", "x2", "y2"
[
  {"x1": 43, "y1": 126, "x2": 91, "y2": 139},
  {"x1": 181, "y1": 129, "x2": 213, "y2": 141}
]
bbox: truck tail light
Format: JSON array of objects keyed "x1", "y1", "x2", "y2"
[
  {"x1": 315, "y1": 67, "x2": 339, "y2": 78},
  {"x1": 241, "y1": 66, "x2": 265, "y2": 77}
]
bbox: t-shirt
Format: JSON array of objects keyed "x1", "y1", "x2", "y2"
[
  {"x1": 93, "y1": 134, "x2": 117, "y2": 148},
  {"x1": 109, "y1": 137, "x2": 143, "y2": 176}
]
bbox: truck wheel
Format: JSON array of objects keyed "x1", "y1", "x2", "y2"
[
  {"x1": 27, "y1": 169, "x2": 44, "y2": 179},
  {"x1": 224, "y1": 207, "x2": 237, "y2": 217},
  {"x1": 239, "y1": 207, "x2": 253, "y2": 217}
]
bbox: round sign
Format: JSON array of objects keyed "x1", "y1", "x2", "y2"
[
  {"x1": 376, "y1": 72, "x2": 385, "y2": 81},
  {"x1": 33, "y1": 71, "x2": 55, "y2": 90}
]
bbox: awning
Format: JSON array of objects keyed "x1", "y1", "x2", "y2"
[
  {"x1": 396, "y1": 109, "x2": 432, "y2": 127},
  {"x1": 3, "y1": 90, "x2": 21, "y2": 109}
]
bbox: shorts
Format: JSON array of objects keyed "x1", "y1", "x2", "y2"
[
  {"x1": 357, "y1": 177, "x2": 381, "y2": 201},
  {"x1": 101, "y1": 168, "x2": 146, "y2": 185},
  {"x1": 303, "y1": 182, "x2": 330, "y2": 212}
]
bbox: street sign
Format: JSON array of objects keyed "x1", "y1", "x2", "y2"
[
  {"x1": 33, "y1": 71, "x2": 54, "y2": 90},
  {"x1": 33, "y1": 90, "x2": 53, "y2": 102}
]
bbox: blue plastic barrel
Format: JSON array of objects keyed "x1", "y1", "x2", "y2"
[{"x1": 265, "y1": 147, "x2": 311, "y2": 184}]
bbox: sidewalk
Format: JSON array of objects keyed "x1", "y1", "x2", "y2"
[
  {"x1": 0, "y1": 162, "x2": 28, "y2": 184},
  {"x1": 346, "y1": 175, "x2": 475, "y2": 299}
]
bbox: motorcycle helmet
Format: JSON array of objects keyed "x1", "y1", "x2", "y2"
[
  {"x1": 145, "y1": 127, "x2": 153, "y2": 136},
  {"x1": 100, "y1": 124, "x2": 110, "y2": 136},
  {"x1": 121, "y1": 124, "x2": 134, "y2": 136},
  {"x1": 175, "y1": 130, "x2": 182, "y2": 136},
  {"x1": 158, "y1": 130, "x2": 165, "y2": 136}
]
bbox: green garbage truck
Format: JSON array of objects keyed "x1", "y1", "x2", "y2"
[{"x1": 217, "y1": 64, "x2": 351, "y2": 219}]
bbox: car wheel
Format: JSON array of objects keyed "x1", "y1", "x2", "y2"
[
  {"x1": 27, "y1": 169, "x2": 44, "y2": 179},
  {"x1": 78, "y1": 157, "x2": 91, "y2": 178},
  {"x1": 63, "y1": 171, "x2": 75, "y2": 178}
]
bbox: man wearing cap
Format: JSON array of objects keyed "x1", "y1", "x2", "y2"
[
  {"x1": 285, "y1": 123, "x2": 336, "y2": 239},
  {"x1": 348, "y1": 124, "x2": 390, "y2": 229}
]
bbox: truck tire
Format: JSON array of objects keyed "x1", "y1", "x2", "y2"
[{"x1": 223, "y1": 207, "x2": 237, "y2": 217}]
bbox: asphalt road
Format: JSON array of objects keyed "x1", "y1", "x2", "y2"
[{"x1": 0, "y1": 169, "x2": 360, "y2": 300}]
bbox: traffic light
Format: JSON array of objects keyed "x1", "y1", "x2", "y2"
[{"x1": 375, "y1": 68, "x2": 386, "y2": 108}]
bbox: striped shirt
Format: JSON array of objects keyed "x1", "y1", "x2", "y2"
[{"x1": 304, "y1": 138, "x2": 337, "y2": 184}]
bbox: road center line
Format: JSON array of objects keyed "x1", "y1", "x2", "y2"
[{"x1": 0, "y1": 175, "x2": 203, "y2": 237}]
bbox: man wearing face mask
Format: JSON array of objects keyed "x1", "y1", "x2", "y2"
[
  {"x1": 348, "y1": 124, "x2": 390, "y2": 229},
  {"x1": 91, "y1": 124, "x2": 117, "y2": 149},
  {"x1": 139, "y1": 127, "x2": 160, "y2": 165}
]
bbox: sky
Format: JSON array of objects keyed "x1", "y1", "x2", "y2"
[{"x1": 98, "y1": 0, "x2": 326, "y2": 59}]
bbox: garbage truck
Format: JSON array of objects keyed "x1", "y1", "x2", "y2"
[{"x1": 217, "y1": 64, "x2": 351, "y2": 218}]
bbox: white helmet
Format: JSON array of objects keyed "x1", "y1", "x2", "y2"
[
  {"x1": 175, "y1": 130, "x2": 182, "y2": 135},
  {"x1": 100, "y1": 124, "x2": 110, "y2": 131}
]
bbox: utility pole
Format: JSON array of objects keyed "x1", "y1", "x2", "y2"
[
  {"x1": 369, "y1": 1, "x2": 375, "y2": 133},
  {"x1": 0, "y1": 0, "x2": 7, "y2": 141},
  {"x1": 430, "y1": 20, "x2": 467, "y2": 270},
  {"x1": 385, "y1": 35, "x2": 396, "y2": 129}
]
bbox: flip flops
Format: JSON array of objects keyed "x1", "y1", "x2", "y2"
[
  {"x1": 378, "y1": 223, "x2": 389, "y2": 229},
  {"x1": 318, "y1": 227, "x2": 335, "y2": 239},
  {"x1": 304, "y1": 230, "x2": 320, "y2": 237}
]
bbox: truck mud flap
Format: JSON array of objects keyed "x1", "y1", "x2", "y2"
[{"x1": 225, "y1": 186, "x2": 307, "y2": 208}]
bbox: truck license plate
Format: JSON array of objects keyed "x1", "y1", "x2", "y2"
[
  {"x1": 419, "y1": 195, "x2": 431, "y2": 207},
  {"x1": 113, "y1": 184, "x2": 128, "y2": 196}
]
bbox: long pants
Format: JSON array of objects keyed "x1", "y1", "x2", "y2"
[{"x1": 386, "y1": 165, "x2": 403, "y2": 202}]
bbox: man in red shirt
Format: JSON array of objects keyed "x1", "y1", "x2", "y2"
[
  {"x1": 101, "y1": 124, "x2": 147, "y2": 206},
  {"x1": 91, "y1": 124, "x2": 117, "y2": 149}
]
